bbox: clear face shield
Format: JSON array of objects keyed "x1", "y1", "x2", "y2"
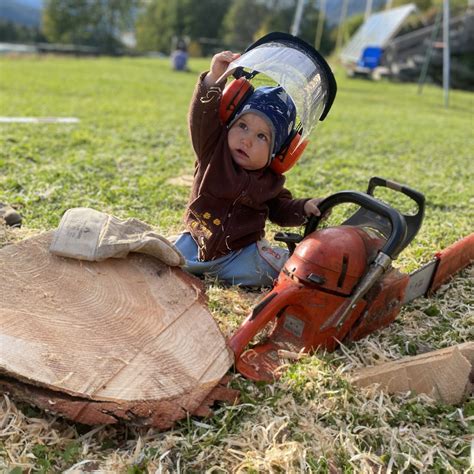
[{"x1": 218, "y1": 32, "x2": 337, "y2": 144}]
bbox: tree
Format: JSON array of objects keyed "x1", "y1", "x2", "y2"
[
  {"x1": 295, "y1": 2, "x2": 335, "y2": 54},
  {"x1": 222, "y1": 0, "x2": 269, "y2": 50},
  {"x1": 135, "y1": 0, "x2": 181, "y2": 53},
  {"x1": 255, "y1": 0, "x2": 335, "y2": 54},
  {"x1": 392, "y1": 0, "x2": 434, "y2": 11},
  {"x1": 183, "y1": 0, "x2": 230, "y2": 54},
  {"x1": 43, "y1": 0, "x2": 91, "y2": 45},
  {"x1": 42, "y1": 0, "x2": 137, "y2": 53},
  {"x1": 94, "y1": 0, "x2": 139, "y2": 53},
  {"x1": 0, "y1": 20, "x2": 46, "y2": 43},
  {"x1": 135, "y1": 0, "x2": 230, "y2": 55}
]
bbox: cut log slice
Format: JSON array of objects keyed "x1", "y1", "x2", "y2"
[{"x1": 0, "y1": 233, "x2": 235, "y2": 428}]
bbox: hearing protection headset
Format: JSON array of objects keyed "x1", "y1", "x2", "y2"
[{"x1": 219, "y1": 77, "x2": 308, "y2": 174}]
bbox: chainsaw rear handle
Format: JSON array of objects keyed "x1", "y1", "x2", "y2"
[{"x1": 304, "y1": 191, "x2": 407, "y2": 259}]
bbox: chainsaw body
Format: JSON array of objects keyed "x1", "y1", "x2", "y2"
[{"x1": 229, "y1": 177, "x2": 425, "y2": 381}]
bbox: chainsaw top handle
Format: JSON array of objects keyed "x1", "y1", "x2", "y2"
[
  {"x1": 367, "y1": 177, "x2": 424, "y2": 211},
  {"x1": 304, "y1": 191, "x2": 408, "y2": 259}
]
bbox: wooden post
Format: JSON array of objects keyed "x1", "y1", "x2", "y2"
[
  {"x1": 417, "y1": 8, "x2": 443, "y2": 95},
  {"x1": 336, "y1": 0, "x2": 349, "y2": 52},
  {"x1": 364, "y1": 0, "x2": 373, "y2": 21},
  {"x1": 443, "y1": 0, "x2": 450, "y2": 108},
  {"x1": 291, "y1": 0, "x2": 306, "y2": 36},
  {"x1": 315, "y1": 0, "x2": 326, "y2": 50}
]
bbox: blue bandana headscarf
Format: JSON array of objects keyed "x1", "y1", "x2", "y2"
[{"x1": 231, "y1": 86, "x2": 297, "y2": 162}]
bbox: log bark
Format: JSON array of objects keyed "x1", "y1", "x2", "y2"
[{"x1": 0, "y1": 233, "x2": 236, "y2": 428}]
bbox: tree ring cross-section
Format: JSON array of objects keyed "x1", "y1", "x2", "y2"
[{"x1": 0, "y1": 233, "x2": 235, "y2": 428}]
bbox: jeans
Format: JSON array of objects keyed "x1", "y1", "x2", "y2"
[{"x1": 174, "y1": 232, "x2": 288, "y2": 287}]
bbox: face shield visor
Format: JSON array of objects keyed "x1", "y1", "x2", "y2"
[{"x1": 218, "y1": 32, "x2": 337, "y2": 144}]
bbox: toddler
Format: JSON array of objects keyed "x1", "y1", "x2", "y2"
[{"x1": 175, "y1": 51, "x2": 326, "y2": 286}]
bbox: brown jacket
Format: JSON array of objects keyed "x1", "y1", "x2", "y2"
[{"x1": 185, "y1": 73, "x2": 308, "y2": 261}]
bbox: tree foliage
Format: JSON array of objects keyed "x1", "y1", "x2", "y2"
[
  {"x1": 222, "y1": 0, "x2": 269, "y2": 49},
  {"x1": 135, "y1": 1, "x2": 176, "y2": 53},
  {"x1": 41, "y1": 0, "x2": 338, "y2": 56},
  {"x1": 0, "y1": 20, "x2": 46, "y2": 43},
  {"x1": 392, "y1": 0, "x2": 468, "y2": 14},
  {"x1": 42, "y1": 0, "x2": 138, "y2": 53},
  {"x1": 223, "y1": 0, "x2": 334, "y2": 54},
  {"x1": 184, "y1": 0, "x2": 230, "y2": 46},
  {"x1": 135, "y1": 0, "x2": 230, "y2": 54},
  {"x1": 294, "y1": 2, "x2": 334, "y2": 54},
  {"x1": 35, "y1": 0, "x2": 471, "y2": 57}
]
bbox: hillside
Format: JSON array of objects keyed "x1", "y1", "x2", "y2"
[{"x1": 0, "y1": 0, "x2": 42, "y2": 27}]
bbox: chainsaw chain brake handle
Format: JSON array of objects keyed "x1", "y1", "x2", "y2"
[
  {"x1": 304, "y1": 177, "x2": 425, "y2": 259},
  {"x1": 304, "y1": 191, "x2": 407, "y2": 259}
]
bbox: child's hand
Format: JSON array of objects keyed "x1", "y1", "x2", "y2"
[
  {"x1": 206, "y1": 51, "x2": 241, "y2": 84},
  {"x1": 304, "y1": 198, "x2": 327, "y2": 218}
]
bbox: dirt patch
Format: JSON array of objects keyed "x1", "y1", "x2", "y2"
[{"x1": 166, "y1": 174, "x2": 194, "y2": 187}]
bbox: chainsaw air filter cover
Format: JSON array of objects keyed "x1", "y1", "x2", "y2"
[{"x1": 283, "y1": 226, "x2": 384, "y2": 295}]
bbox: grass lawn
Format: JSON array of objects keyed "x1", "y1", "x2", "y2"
[{"x1": 0, "y1": 56, "x2": 473, "y2": 472}]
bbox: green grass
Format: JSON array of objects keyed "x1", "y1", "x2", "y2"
[
  {"x1": 0, "y1": 56, "x2": 473, "y2": 473},
  {"x1": 1, "y1": 56, "x2": 472, "y2": 251}
]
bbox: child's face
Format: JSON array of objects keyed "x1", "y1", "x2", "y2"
[{"x1": 227, "y1": 113, "x2": 272, "y2": 170}]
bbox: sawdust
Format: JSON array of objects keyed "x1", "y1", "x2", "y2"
[
  {"x1": 0, "y1": 225, "x2": 39, "y2": 249},
  {"x1": 166, "y1": 174, "x2": 194, "y2": 187}
]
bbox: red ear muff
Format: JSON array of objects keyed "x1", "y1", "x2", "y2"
[
  {"x1": 270, "y1": 131, "x2": 309, "y2": 174},
  {"x1": 219, "y1": 78, "x2": 254, "y2": 125}
]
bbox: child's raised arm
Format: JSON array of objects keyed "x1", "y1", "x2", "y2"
[
  {"x1": 204, "y1": 51, "x2": 241, "y2": 85},
  {"x1": 188, "y1": 51, "x2": 241, "y2": 162}
]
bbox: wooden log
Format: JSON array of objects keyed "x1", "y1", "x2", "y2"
[
  {"x1": 351, "y1": 342, "x2": 474, "y2": 404},
  {"x1": 0, "y1": 233, "x2": 236, "y2": 428}
]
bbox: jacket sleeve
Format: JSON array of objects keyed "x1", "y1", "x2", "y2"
[
  {"x1": 267, "y1": 188, "x2": 309, "y2": 227},
  {"x1": 188, "y1": 72, "x2": 226, "y2": 162}
]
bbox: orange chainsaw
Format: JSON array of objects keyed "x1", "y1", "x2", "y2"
[{"x1": 229, "y1": 177, "x2": 473, "y2": 382}]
